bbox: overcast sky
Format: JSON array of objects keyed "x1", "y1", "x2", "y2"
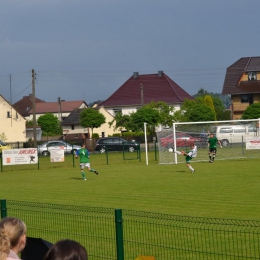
[{"x1": 0, "y1": 0, "x2": 259, "y2": 104}]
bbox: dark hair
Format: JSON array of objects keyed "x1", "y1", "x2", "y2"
[{"x1": 44, "y1": 239, "x2": 88, "y2": 260}]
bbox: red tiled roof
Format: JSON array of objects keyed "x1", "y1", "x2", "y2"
[
  {"x1": 13, "y1": 95, "x2": 45, "y2": 117},
  {"x1": 222, "y1": 57, "x2": 260, "y2": 95},
  {"x1": 100, "y1": 72, "x2": 193, "y2": 107},
  {"x1": 28, "y1": 100, "x2": 87, "y2": 114}
]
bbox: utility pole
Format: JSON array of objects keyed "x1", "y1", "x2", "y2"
[
  {"x1": 32, "y1": 69, "x2": 37, "y2": 148},
  {"x1": 10, "y1": 74, "x2": 12, "y2": 127},
  {"x1": 57, "y1": 97, "x2": 63, "y2": 121},
  {"x1": 140, "y1": 83, "x2": 144, "y2": 106}
]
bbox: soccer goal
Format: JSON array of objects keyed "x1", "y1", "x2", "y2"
[{"x1": 156, "y1": 119, "x2": 260, "y2": 164}]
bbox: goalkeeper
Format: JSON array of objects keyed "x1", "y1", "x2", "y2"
[
  {"x1": 207, "y1": 133, "x2": 222, "y2": 163},
  {"x1": 174, "y1": 143, "x2": 197, "y2": 173},
  {"x1": 75, "y1": 143, "x2": 99, "y2": 180}
]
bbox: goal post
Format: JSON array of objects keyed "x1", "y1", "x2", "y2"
[{"x1": 156, "y1": 119, "x2": 260, "y2": 164}]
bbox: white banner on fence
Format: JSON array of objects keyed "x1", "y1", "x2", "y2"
[
  {"x1": 246, "y1": 137, "x2": 260, "y2": 149},
  {"x1": 2, "y1": 148, "x2": 38, "y2": 165},
  {"x1": 50, "y1": 146, "x2": 65, "y2": 162}
]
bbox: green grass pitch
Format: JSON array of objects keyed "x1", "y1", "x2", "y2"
[{"x1": 1, "y1": 151, "x2": 260, "y2": 221}]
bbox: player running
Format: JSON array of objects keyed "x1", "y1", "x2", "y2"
[
  {"x1": 172, "y1": 143, "x2": 197, "y2": 173},
  {"x1": 75, "y1": 143, "x2": 99, "y2": 180},
  {"x1": 208, "y1": 133, "x2": 222, "y2": 163}
]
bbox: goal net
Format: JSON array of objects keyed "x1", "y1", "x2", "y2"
[{"x1": 156, "y1": 119, "x2": 260, "y2": 164}]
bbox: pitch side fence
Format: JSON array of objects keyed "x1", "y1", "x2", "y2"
[{"x1": 1, "y1": 200, "x2": 260, "y2": 260}]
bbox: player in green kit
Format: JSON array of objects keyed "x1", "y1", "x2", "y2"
[
  {"x1": 75, "y1": 143, "x2": 99, "y2": 180},
  {"x1": 208, "y1": 133, "x2": 222, "y2": 163}
]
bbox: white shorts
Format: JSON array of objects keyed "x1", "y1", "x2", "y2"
[{"x1": 80, "y1": 163, "x2": 90, "y2": 169}]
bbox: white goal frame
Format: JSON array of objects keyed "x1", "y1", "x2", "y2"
[{"x1": 156, "y1": 118, "x2": 260, "y2": 164}]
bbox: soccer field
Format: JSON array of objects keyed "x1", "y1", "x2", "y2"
[{"x1": 1, "y1": 151, "x2": 259, "y2": 221}]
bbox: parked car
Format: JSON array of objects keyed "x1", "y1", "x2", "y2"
[
  {"x1": 160, "y1": 132, "x2": 205, "y2": 147},
  {"x1": 95, "y1": 137, "x2": 139, "y2": 153},
  {"x1": 37, "y1": 140, "x2": 81, "y2": 156},
  {"x1": 0, "y1": 140, "x2": 11, "y2": 154},
  {"x1": 215, "y1": 124, "x2": 257, "y2": 146}
]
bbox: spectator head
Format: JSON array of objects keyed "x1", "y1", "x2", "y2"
[
  {"x1": 0, "y1": 217, "x2": 27, "y2": 260},
  {"x1": 44, "y1": 239, "x2": 88, "y2": 260}
]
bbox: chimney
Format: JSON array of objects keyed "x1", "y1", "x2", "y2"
[
  {"x1": 158, "y1": 71, "x2": 164, "y2": 77},
  {"x1": 133, "y1": 72, "x2": 139, "y2": 79}
]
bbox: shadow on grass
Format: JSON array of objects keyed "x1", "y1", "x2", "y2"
[{"x1": 69, "y1": 177, "x2": 87, "y2": 181}]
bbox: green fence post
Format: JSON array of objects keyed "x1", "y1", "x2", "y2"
[
  {"x1": 139, "y1": 143, "x2": 141, "y2": 162},
  {"x1": 154, "y1": 141, "x2": 157, "y2": 161},
  {"x1": 106, "y1": 145, "x2": 109, "y2": 165},
  {"x1": 115, "y1": 209, "x2": 124, "y2": 260},
  {"x1": 1, "y1": 153, "x2": 2, "y2": 172},
  {"x1": 72, "y1": 152, "x2": 75, "y2": 167},
  {"x1": 0, "y1": 199, "x2": 7, "y2": 219}
]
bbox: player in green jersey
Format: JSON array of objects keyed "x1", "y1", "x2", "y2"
[
  {"x1": 208, "y1": 133, "x2": 222, "y2": 163},
  {"x1": 173, "y1": 143, "x2": 197, "y2": 173},
  {"x1": 75, "y1": 143, "x2": 98, "y2": 180}
]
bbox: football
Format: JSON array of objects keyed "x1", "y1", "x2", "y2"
[{"x1": 168, "y1": 148, "x2": 173, "y2": 153}]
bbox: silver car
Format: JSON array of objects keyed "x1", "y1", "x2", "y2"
[{"x1": 37, "y1": 140, "x2": 81, "y2": 156}]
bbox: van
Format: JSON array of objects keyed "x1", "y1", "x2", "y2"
[{"x1": 215, "y1": 124, "x2": 258, "y2": 146}]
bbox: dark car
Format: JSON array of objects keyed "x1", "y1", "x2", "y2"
[
  {"x1": 160, "y1": 132, "x2": 202, "y2": 147},
  {"x1": 95, "y1": 137, "x2": 139, "y2": 153},
  {"x1": 37, "y1": 140, "x2": 81, "y2": 156}
]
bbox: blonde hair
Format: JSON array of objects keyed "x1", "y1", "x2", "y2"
[{"x1": 0, "y1": 217, "x2": 27, "y2": 260}]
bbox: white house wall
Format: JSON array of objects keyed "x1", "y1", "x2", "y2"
[
  {"x1": 0, "y1": 96, "x2": 26, "y2": 142},
  {"x1": 106, "y1": 104, "x2": 181, "y2": 117},
  {"x1": 26, "y1": 112, "x2": 70, "y2": 121},
  {"x1": 93, "y1": 107, "x2": 120, "y2": 137}
]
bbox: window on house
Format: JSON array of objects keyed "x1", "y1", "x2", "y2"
[
  {"x1": 71, "y1": 125, "x2": 74, "y2": 130},
  {"x1": 7, "y1": 111, "x2": 11, "y2": 118},
  {"x1": 241, "y1": 94, "x2": 249, "y2": 103},
  {"x1": 241, "y1": 94, "x2": 253, "y2": 104},
  {"x1": 248, "y1": 72, "x2": 257, "y2": 81},
  {"x1": 113, "y1": 109, "x2": 122, "y2": 115}
]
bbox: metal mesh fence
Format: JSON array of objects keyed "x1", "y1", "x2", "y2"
[
  {"x1": 3, "y1": 200, "x2": 116, "y2": 260},
  {"x1": 1, "y1": 200, "x2": 260, "y2": 260}
]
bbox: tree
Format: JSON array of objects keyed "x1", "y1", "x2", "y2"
[
  {"x1": 194, "y1": 88, "x2": 231, "y2": 109},
  {"x1": 108, "y1": 112, "x2": 133, "y2": 131},
  {"x1": 109, "y1": 101, "x2": 177, "y2": 132},
  {"x1": 204, "y1": 95, "x2": 216, "y2": 120},
  {"x1": 37, "y1": 113, "x2": 62, "y2": 136},
  {"x1": 0, "y1": 132, "x2": 7, "y2": 142},
  {"x1": 88, "y1": 100, "x2": 104, "y2": 108},
  {"x1": 131, "y1": 106, "x2": 160, "y2": 133},
  {"x1": 26, "y1": 120, "x2": 33, "y2": 127},
  {"x1": 179, "y1": 98, "x2": 216, "y2": 122},
  {"x1": 242, "y1": 102, "x2": 260, "y2": 119},
  {"x1": 80, "y1": 108, "x2": 106, "y2": 137},
  {"x1": 189, "y1": 104, "x2": 216, "y2": 121},
  {"x1": 146, "y1": 101, "x2": 177, "y2": 127}
]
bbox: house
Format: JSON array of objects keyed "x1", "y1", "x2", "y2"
[
  {"x1": 100, "y1": 71, "x2": 194, "y2": 117},
  {"x1": 62, "y1": 106, "x2": 118, "y2": 139},
  {"x1": 13, "y1": 94, "x2": 45, "y2": 118},
  {"x1": 26, "y1": 126, "x2": 42, "y2": 141},
  {"x1": 26, "y1": 100, "x2": 88, "y2": 121},
  {"x1": 0, "y1": 95, "x2": 27, "y2": 142},
  {"x1": 222, "y1": 57, "x2": 260, "y2": 119}
]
